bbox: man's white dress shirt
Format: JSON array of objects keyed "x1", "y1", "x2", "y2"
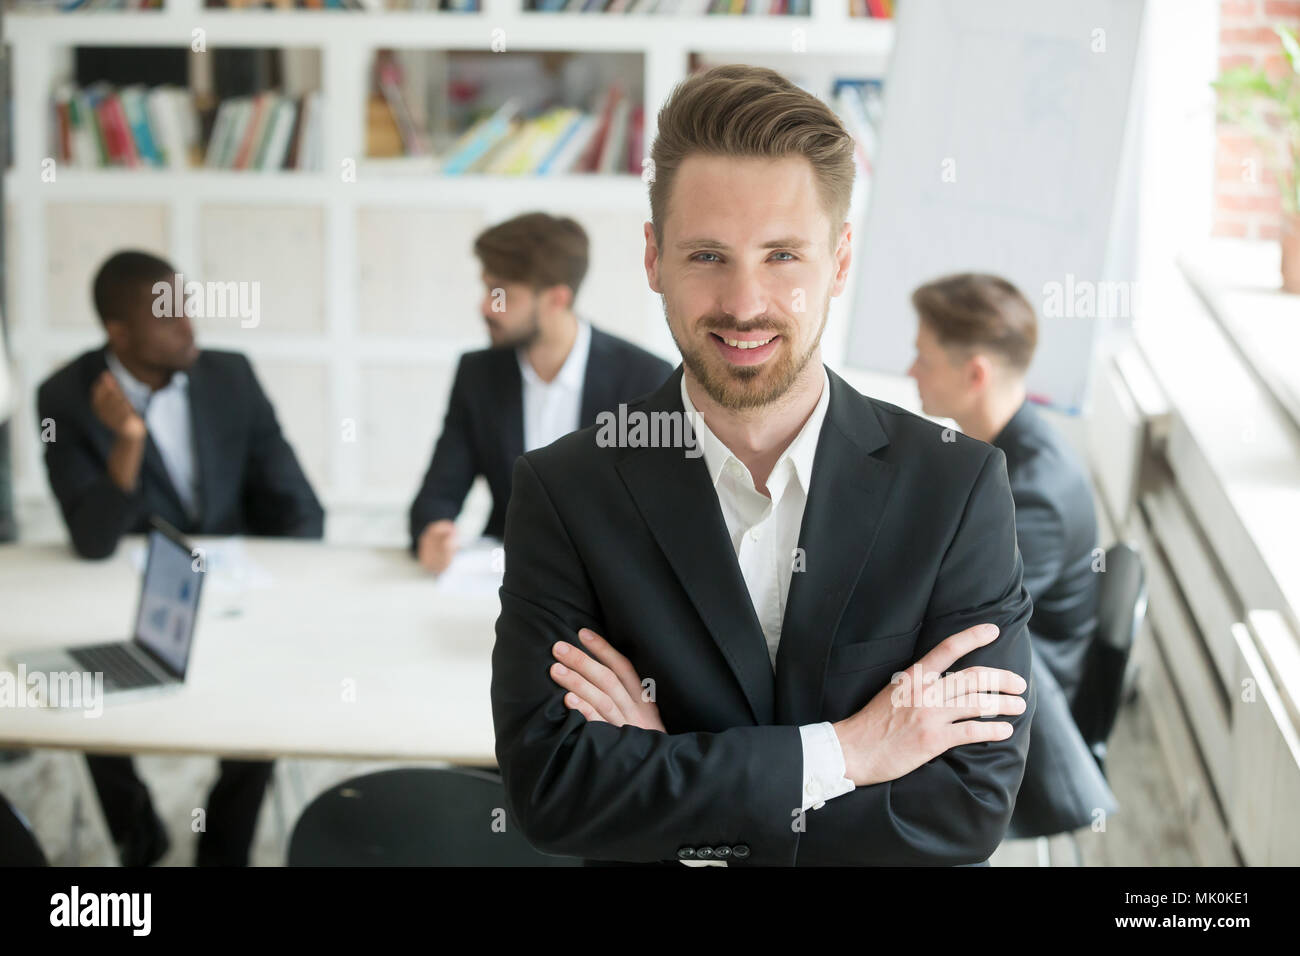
[
  {"x1": 678, "y1": 368, "x2": 854, "y2": 864},
  {"x1": 516, "y1": 320, "x2": 592, "y2": 453},
  {"x1": 106, "y1": 350, "x2": 200, "y2": 519}
]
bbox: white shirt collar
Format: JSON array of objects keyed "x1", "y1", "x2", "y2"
[
  {"x1": 517, "y1": 319, "x2": 591, "y2": 390},
  {"x1": 105, "y1": 348, "x2": 188, "y2": 414},
  {"x1": 681, "y1": 365, "x2": 832, "y2": 498}
]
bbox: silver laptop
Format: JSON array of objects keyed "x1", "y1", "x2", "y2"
[{"x1": 11, "y1": 518, "x2": 204, "y2": 704}]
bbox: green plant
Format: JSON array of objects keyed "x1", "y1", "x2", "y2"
[{"x1": 1213, "y1": 24, "x2": 1300, "y2": 215}]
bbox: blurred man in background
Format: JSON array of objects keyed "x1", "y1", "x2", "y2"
[
  {"x1": 409, "y1": 212, "x2": 671, "y2": 574},
  {"x1": 908, "y1": 271, "x2": 1115, "y2": 838},
  {"x1": 37, "y1": 249, "x2": 324, "y2": 865}
]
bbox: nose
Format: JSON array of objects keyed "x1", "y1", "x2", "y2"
[{"x1": 716, "y1": 260, "x2": 769, "y2": 326}]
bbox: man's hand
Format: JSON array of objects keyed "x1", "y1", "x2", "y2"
[
  {"x1": 417, "y1": 519, "x2": 458, "y2": 574},
  {"x1": 833, "y1": 623, "x2": 1027, "y2": 788},
  {"x1": 550, "y1": 627, "x2": 666, "y2": 732},
  {"x1": 91, "y1": 370, "x2": 146, "y2": 441}
]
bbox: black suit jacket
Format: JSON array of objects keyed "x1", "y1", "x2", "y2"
[
  {"x1": 993, "y1": 400, "x2": 1114, "y2": 839},
  {"x1": 491, "y1": 365, "x2": 1037, "y2": 866},
  {"x1": 992, "y1": 400, "x2": 1100, "y2": 705},
  {"x1": 408, "y1": 326, "x2": 672, "y2": 547},
  {"x1": 37, "y1": 346, "x2": 324, "y2": 559}
]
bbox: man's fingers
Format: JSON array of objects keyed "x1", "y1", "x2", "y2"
[
  {"x1": 940, "y1": 666, "x2": 1027, "y2": 701},
  {"x1": 945, "y1": 719, "x2": 1015, "y2": 747},
  {"x1": 554, "y1": 639, "x2": 639, "y2": 715},
  {"x1": 550, "y1": 661, "x2": 623, "y2": 724},
  {"x1": 945, "y1": 692, "x2": 1027, "y2": 720},
  {"x1": 562, "y1": 691, "x2": 607, "y2": 724},
  {"x1": 916, "y1": 623, "x2": 1000, "y2": 675},
  {"x1": 577, "y1": 628, "x2": 643, "y2": 697}
]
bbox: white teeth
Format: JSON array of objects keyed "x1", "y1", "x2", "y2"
[{"x1": 722, "y1": 336, "x2": 775, "y2": 349}]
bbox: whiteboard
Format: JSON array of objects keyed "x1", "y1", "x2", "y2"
[{"x1": 844, "y1": 0, "x2": 1146, "y2": 413}]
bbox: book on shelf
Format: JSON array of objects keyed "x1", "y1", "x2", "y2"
[
  {"x1": 526, "y1": 0, "x2": 811, "y2": 13},
  {"x1": 51, "y1": 80, "x2": 322, "y2": 170},
  {"x1": 204, "y1": 90, "x2": 322, "y2": 170},
  {"x1": 10, "y1": 0, "x2": 163, "y2": 10},
  {"x1": 426, "y1": 84, "x2": 642, "y2": 176},
  {"x1": 849, "y1": 0, "x2": 893, "y2": 17},
  {"x1": 200, "y1": 0, "x2": 480, "y2": 8},
  {"x1": 53, "y1": 82, "x2": 196, "y2": 169}
]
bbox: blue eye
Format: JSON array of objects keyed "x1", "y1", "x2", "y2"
[
  {"x1": 771, "y1": 252, "x2": 795, "y2": 261},
  {"x1": 692, "y1": 252, "x2": 720, "y2": 263}
]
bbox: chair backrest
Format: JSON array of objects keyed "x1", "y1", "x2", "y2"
[
  {"x1": 1070, "y1": 543, "x2": 1147, "y2": 764},
  {"x1": 0, "y1": 792, "x2": 48, "y2": 866},
  {"x1": 287, "y1": 766, "x2": 583, "y2": 866}
]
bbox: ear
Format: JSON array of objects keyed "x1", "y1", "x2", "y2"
[
  {"x1": 829, "y1": 222, "x2": 852, "y2": 297},
  {"x1": 643, "y1": 221, "x2": 663, "y2": 294},
  {"x1": 103, "y1": 318, "x2": 130, "y2": 354},
  {"x1": 544, "y1": 283, "x2": 573, "y2": 312},
  {"x1": 967, "y1": 353, "x2": 993, "y2": 391}
]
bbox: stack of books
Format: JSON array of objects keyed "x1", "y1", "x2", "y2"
[
  {"x1": 52, "y1": 83, "x2": 198, "y2": 169},
  {"x1": 12, "y1": 0, "x2": 163, "y2": 10},
  {"x1": 848, "y1": 0, "x2": 892, "y2": 16},
  {"x1": 202, "y1": 0, "x2": 477, "y2": 7},
  {"x1": 204, "y1": 91, "x2": 324, "y2": 170},
  {"x1": 434, "y1": 86, "x2": 643, "y2": 175},
  {"x1": 526, "y1": 0, "x2": 812, "y2": 12}
]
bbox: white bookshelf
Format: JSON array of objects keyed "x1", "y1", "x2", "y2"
[{"x1": 3, "y1": 0, "x2": 894, "y2": 543}]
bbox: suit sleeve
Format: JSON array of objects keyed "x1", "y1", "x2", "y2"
[
  {"x1": 238, "y1": 358, "x2": 324, "y2": 539},
  {"x1": 408, "y1": 357, "x2": 478, "y2": 551},
  {"x1": 37, "y1": 380, "x2": 141, "y2": 560},
  {"x1": 793, "y1": 446, "x2": 1037, "y2": 864},
  {"x1": 1008, "y1": 486, "x2": 1066, "y2": 606},
  {"x1": 492, "y1": 453, "x2": 805, "y2": 865}
]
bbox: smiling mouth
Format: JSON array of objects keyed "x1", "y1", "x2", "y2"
[{"x1": 711, "y1": 332, "x2": 779, "y2": 350}]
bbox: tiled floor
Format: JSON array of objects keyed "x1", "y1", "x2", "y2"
[{"x1": 1, "y1": 687, "x2": 1198, "y2": 867}]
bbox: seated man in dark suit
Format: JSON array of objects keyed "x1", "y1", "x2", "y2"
[
  {"x1": 409, "y1": 212, "x2": 672, "y2": 573},
  {"x1": 908, "y1": 272, "x2": 1115, "y2": 838},
  {"x1": 37, "y1": 249, "x2": 324, "y2": 865},
  {"x1": 491, "y1": 65, "x2": 1035, "y2": 866}
]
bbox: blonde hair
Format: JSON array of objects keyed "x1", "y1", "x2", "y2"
[{"x1": 648, "y1": 64, "x2": 856, "y2": 250}]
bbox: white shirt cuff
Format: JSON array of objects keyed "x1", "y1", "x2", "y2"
[{"x1": 799, "y1": 721, "x2": 855, "y2": 812}]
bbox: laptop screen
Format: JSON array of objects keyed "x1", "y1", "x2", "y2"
[{"x1": 132, "y1": 527, "x2": 204, "y2": 677}]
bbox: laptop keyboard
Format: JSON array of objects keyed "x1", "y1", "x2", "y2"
[{"x1": 68, "y1": 643, "x2": 163, "y2": 690}]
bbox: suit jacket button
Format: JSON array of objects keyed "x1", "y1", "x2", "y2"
[
  {"x1": 695, "y1": 846, "x2": 714, "y2": 859},
  {"x1": 732, "y1": 844, "x2": 751, "y2": 859},
  {"x1": 713, "y1": 846, "x2": 732, "y2": 859},
  {"x1": 677, "y1": 847, "x2": 696, "y2": 860}
]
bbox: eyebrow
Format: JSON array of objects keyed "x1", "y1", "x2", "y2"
[{"x1": 675, "y1": 237, "x2": 811, "y2": 252}]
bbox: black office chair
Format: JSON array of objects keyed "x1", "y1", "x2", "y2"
[
  {"x1": 286, "y1": 767, "x2": 583, "y2": 866},
  {"x1": 1, "y1": 792, "x2": 49, "y2": 866},
  {"x1": 1071, "y1": 542, "x2": 1147, "y2": 778}
]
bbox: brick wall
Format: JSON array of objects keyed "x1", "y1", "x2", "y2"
[{"x1": 1214, "y1": 0, "x2": 1300, "y2": 239}]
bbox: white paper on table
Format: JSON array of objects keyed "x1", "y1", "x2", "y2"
[
  {"x1": 431, "y1": 537, "x2": 505, "y2": 598},
  {"x1": 127, "y1": 537, "x2": 274, "y2": 592}
]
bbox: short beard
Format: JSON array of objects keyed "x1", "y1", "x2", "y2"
[{"x1": 667, "y1": 298, "x2": 828, "y2": 411}]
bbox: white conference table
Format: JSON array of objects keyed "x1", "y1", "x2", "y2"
[{"x1": 0, "y1": 537, "x2": 502, "y2": 766}]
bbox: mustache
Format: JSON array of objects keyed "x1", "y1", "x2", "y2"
[{"x1": 701, "y1": 318, "x2": 788, "y2": 335}]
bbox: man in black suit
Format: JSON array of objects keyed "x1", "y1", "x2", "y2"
[
  {"x1": 37, "y1": 249, "x2": 324, "y2": 865},
  {"x1": 908, "y1": 272, "x2": 1114, "y2": 838},
  {"x1": 491, "y1": 65, "x2": 1036, "y2": 866},
  {"x1": 409, "y1": 212, "x2": 671, "y2": 573}
]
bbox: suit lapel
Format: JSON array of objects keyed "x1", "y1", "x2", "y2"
[
  {"x1": 615, "y1": 367, "x2": 775, "y2": 725},
  {"x1": 774, "y1": 370, "x2": 896, "y2": 725},
  {"x1": 184, "y1": 357, "x2": 218, "y2": 529},
  {"x1": 578, "y1": 327, "x2": 610, "y2": 428},
  {"x1": 499, "y1": 352, "x2": 525, "y2": 462}
]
